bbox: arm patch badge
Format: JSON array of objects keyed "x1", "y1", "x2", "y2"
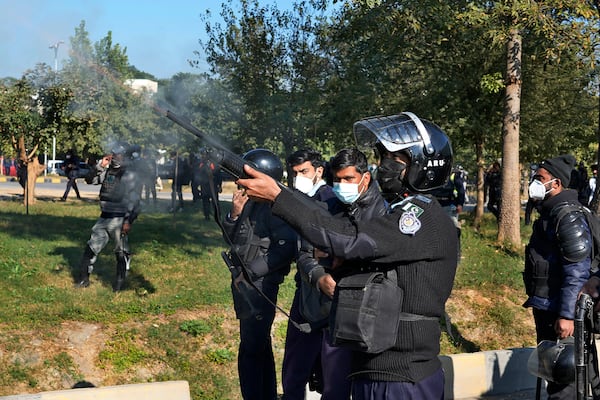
[
  {"x1": 399, "y1": 211, "x2": 421, "y2": 235},
  {"x1": 401, "y1": 202, "x2": 424, "y2": 218}
]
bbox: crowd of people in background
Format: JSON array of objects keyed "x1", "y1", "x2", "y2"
[
  {"x1": 0, "y1": 155, "x2": 18, "y2": 176},
  {"x1": 7, "y1": 147, "x2": 600, "y2": 225},
  {"x1": 166, "y1": 149, "x2": 223, "y2": 215},
  {"x1": 15, "y1": 147, "x2": 226, "y2": 217}
]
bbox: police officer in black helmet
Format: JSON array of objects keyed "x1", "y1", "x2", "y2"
[
  {"x1": 222, "y1": 148, "x2": 297, "y2": 400},
  {"x1": 237, "y1": 113, "x2": 458, "y2": 399},
  {"x1": 76, "y1": 141, "x2": 141, "y2": 292}
]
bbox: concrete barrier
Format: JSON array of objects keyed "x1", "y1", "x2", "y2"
[
  {"x1": 440, "y1": 347, "x2": 537, "y2": 399},
  {"x1": 0, "y1": 176, "x2": 63, "y2": 183},
  {"x1": 0, "y1": 380, "x2": 191, "y2": 400},
  {"x1": 305, "y1": 348, "x2": 538, "y2": 400}
]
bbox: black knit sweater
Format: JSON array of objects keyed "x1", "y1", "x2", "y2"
[{"x1": 271, "y1": 189, "x2": 458, "y2": 382}]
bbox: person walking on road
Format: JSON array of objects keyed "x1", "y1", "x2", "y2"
[{"x1": 61, "y1": 150, "x2": 82, "y2": 201}]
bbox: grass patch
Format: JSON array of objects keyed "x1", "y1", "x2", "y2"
[{"x1": 0, "y1": 196, "x2": 538, "y2": 398}]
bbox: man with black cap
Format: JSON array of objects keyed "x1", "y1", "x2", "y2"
[{"x1": 523, "y1": 154, "x2": 592, "y2": 399}]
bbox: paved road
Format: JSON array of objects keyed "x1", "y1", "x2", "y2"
[{"x1": 0, "y1": 178, "x2": 233, "y2": 203}]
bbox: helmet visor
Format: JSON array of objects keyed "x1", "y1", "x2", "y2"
[{"x1": 354, "y1": 113, "x2": 432, "y2": 154}]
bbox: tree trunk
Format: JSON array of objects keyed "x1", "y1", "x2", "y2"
[
  {"x1": 591, "y1": 1, "x2": 600, "y2": 214},
  {"x1": 473, "y1": 137, "x2": 485, "y2": 229},
  {"x1": 497, "y1": 28, "x2": 522, "y2": 247},
  {"x1": 22, "y1": 159, "x2": 45, "y2": 205},
  {"x1": 15, "y1": 136, "x2": 45, "y2": 206}
]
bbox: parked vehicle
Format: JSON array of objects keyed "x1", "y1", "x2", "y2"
[
  {"x1": 46, "y1": 160, "x2": 63, "y2": 175},
  {"x1": 48, "y1": 161, "x2": 91, "y2": 178}
]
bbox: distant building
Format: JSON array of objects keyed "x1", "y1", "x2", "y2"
[{"x1": 124, "y1": 79, "x2": 158, "y2": 96}]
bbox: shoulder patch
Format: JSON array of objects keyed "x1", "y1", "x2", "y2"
[
  {"x1": 401, "y1": 202, "x2": 424, "y2": 218},
  {"x1": 399, "y1": 211, "x2": 421, "y2": 235}
]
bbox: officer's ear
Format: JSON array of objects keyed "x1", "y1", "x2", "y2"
[
  {"x1": 315, "y1": 165, "x2": 324, "y2": 180},
  {"x1": 553, "y1": 177, "x2": 563, "y2": 190},
  {"x1": 363, "y1": 170, "x2": 372, "y2": 187}
]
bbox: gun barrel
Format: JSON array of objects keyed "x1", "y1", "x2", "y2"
[
  {"x1": 155, "y1": 105, "x2": 249, "y2": 179},
  {"x1": 156, "y1": 105, "x2": 291, "y2": 194}
]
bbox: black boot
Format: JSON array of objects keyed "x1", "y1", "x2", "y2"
[
  {"x1": 114, "y1": 252, "x2": 128, "y2": 292},
  {"x1": 76, "y1": 246, "x2": 95, "y2": 288}
]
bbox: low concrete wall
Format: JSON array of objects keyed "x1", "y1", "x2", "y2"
[
  {"x1": 0, "y1": 380, "x2": 190, "y2": 400},
  {"x1": 440, "y1": 347, "x2": 537, "y2": 399},
  {"x1": 304, "y1": 348, "x2": 538, "y2": 400}
]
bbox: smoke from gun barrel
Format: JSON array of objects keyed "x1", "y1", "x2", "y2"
[
  {"x1": 154, "y1": 104, "x2": 291, "y2": 197},
  {"x1": 152, "y1": 104, "x2": 249, "y2": 179}
]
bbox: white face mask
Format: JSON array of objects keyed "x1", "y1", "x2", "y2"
[
  {"x1": 528, "y1": 179, "x2": 556, "y2": 201},
  {"x1": 332, "y1": 174, "x2": 366, "y2": 204},
  {"x1": 293, "y1": 174, "x2": 316, "y2": 195}
]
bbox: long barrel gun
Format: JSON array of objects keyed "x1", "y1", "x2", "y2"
[
  {"x1": 154, "y1": 105, "x2": 281, "y2": 185},
  {"x1": 155, "y1": 105, "x2": 312, "y2": 332}
]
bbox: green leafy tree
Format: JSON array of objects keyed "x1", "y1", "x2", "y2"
[
  {"x1": 199, "y1": 0, "x2": 286, "y2": 152},
  {"x1": 196, "y1": 0, "x2": 335, "y2": 158},
  {"x1": 461, "y1": 1, "x2": 599, "y2": 247},
  {"x1": 0, "y1": 65, "x2": 73, "y2": 205},
  {"x1": 61, "y1": 20, "x2": 158, "y2": 159}
]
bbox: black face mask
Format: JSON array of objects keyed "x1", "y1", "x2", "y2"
[{"x1": 377, "y1": 158, "x2": 408, "y2": 200}]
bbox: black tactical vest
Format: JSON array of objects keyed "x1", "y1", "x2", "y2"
[{"x1": 100, "y1": 168, "x2": 125, "y2": 203}]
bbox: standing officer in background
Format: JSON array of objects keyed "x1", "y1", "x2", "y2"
[
  {"x1": 222, "y1": 148, "x2": 297, "y2": 400},
  {"x1": 141, "y1": 148, "x2": 158, "y2": 206},
  {"x1": 169, "y1": 151, "x2": 190, "y2": 212},
  {"x1": 485, "y1": 161, "x2": 502, "y2": 221},
  {"x1": 60, "y1": 149, "x2": 82, "y2": 201},
  {"x1": 198, "y1": 149, "x2": 221, "y2": 220},
  {"x1": 77, "y1": 142, "x2": 141, "y2": 292},
  {"x1": 523, "y1": 154, "x2": 591, "y2": 399},
  {"x1": 282, "y1": 148, "x2": 339, "y2": 400},
  {"x1": 237, "y1": 112, "x2": 458, "y2": 400},
  {"x1": 431, "y1": 164, "x2": 465, "y2": 261}
]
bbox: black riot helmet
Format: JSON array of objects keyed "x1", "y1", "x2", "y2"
[
  {"x1": 354, "y1": 112, "x2": 453, "y2": 193},
  {"x1": 243, "y1": 148, "x2": 284, "y2": 181},
  {"x1": 108, "y1": 141, "x2": 130, "y2": 169},
  {"x1": 127, "y1": 144, "x2": 142, "y2": 160},
  {"x1": 527, "y1": 338, "x2": 575, "y2": 385}
]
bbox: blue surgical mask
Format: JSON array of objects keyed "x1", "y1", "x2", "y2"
[{"x1": 332, "y1": 174, "x2": 366, "y2": 204}]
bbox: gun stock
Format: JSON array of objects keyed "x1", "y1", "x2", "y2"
[{"x1": 575, "y1": 293, "x2": 593, "y2": 400}]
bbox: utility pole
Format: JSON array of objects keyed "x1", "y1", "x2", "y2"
[
  {"x1": 49, "y1": 40, "x2": 64, "y2": 73},
  {"x1": 48, "y1": 40, "x2": 64, "y2": 173}
]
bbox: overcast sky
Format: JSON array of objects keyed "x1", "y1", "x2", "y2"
[{"x1": 0, "y1": 0, "x2": 296, "y2": 80}]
